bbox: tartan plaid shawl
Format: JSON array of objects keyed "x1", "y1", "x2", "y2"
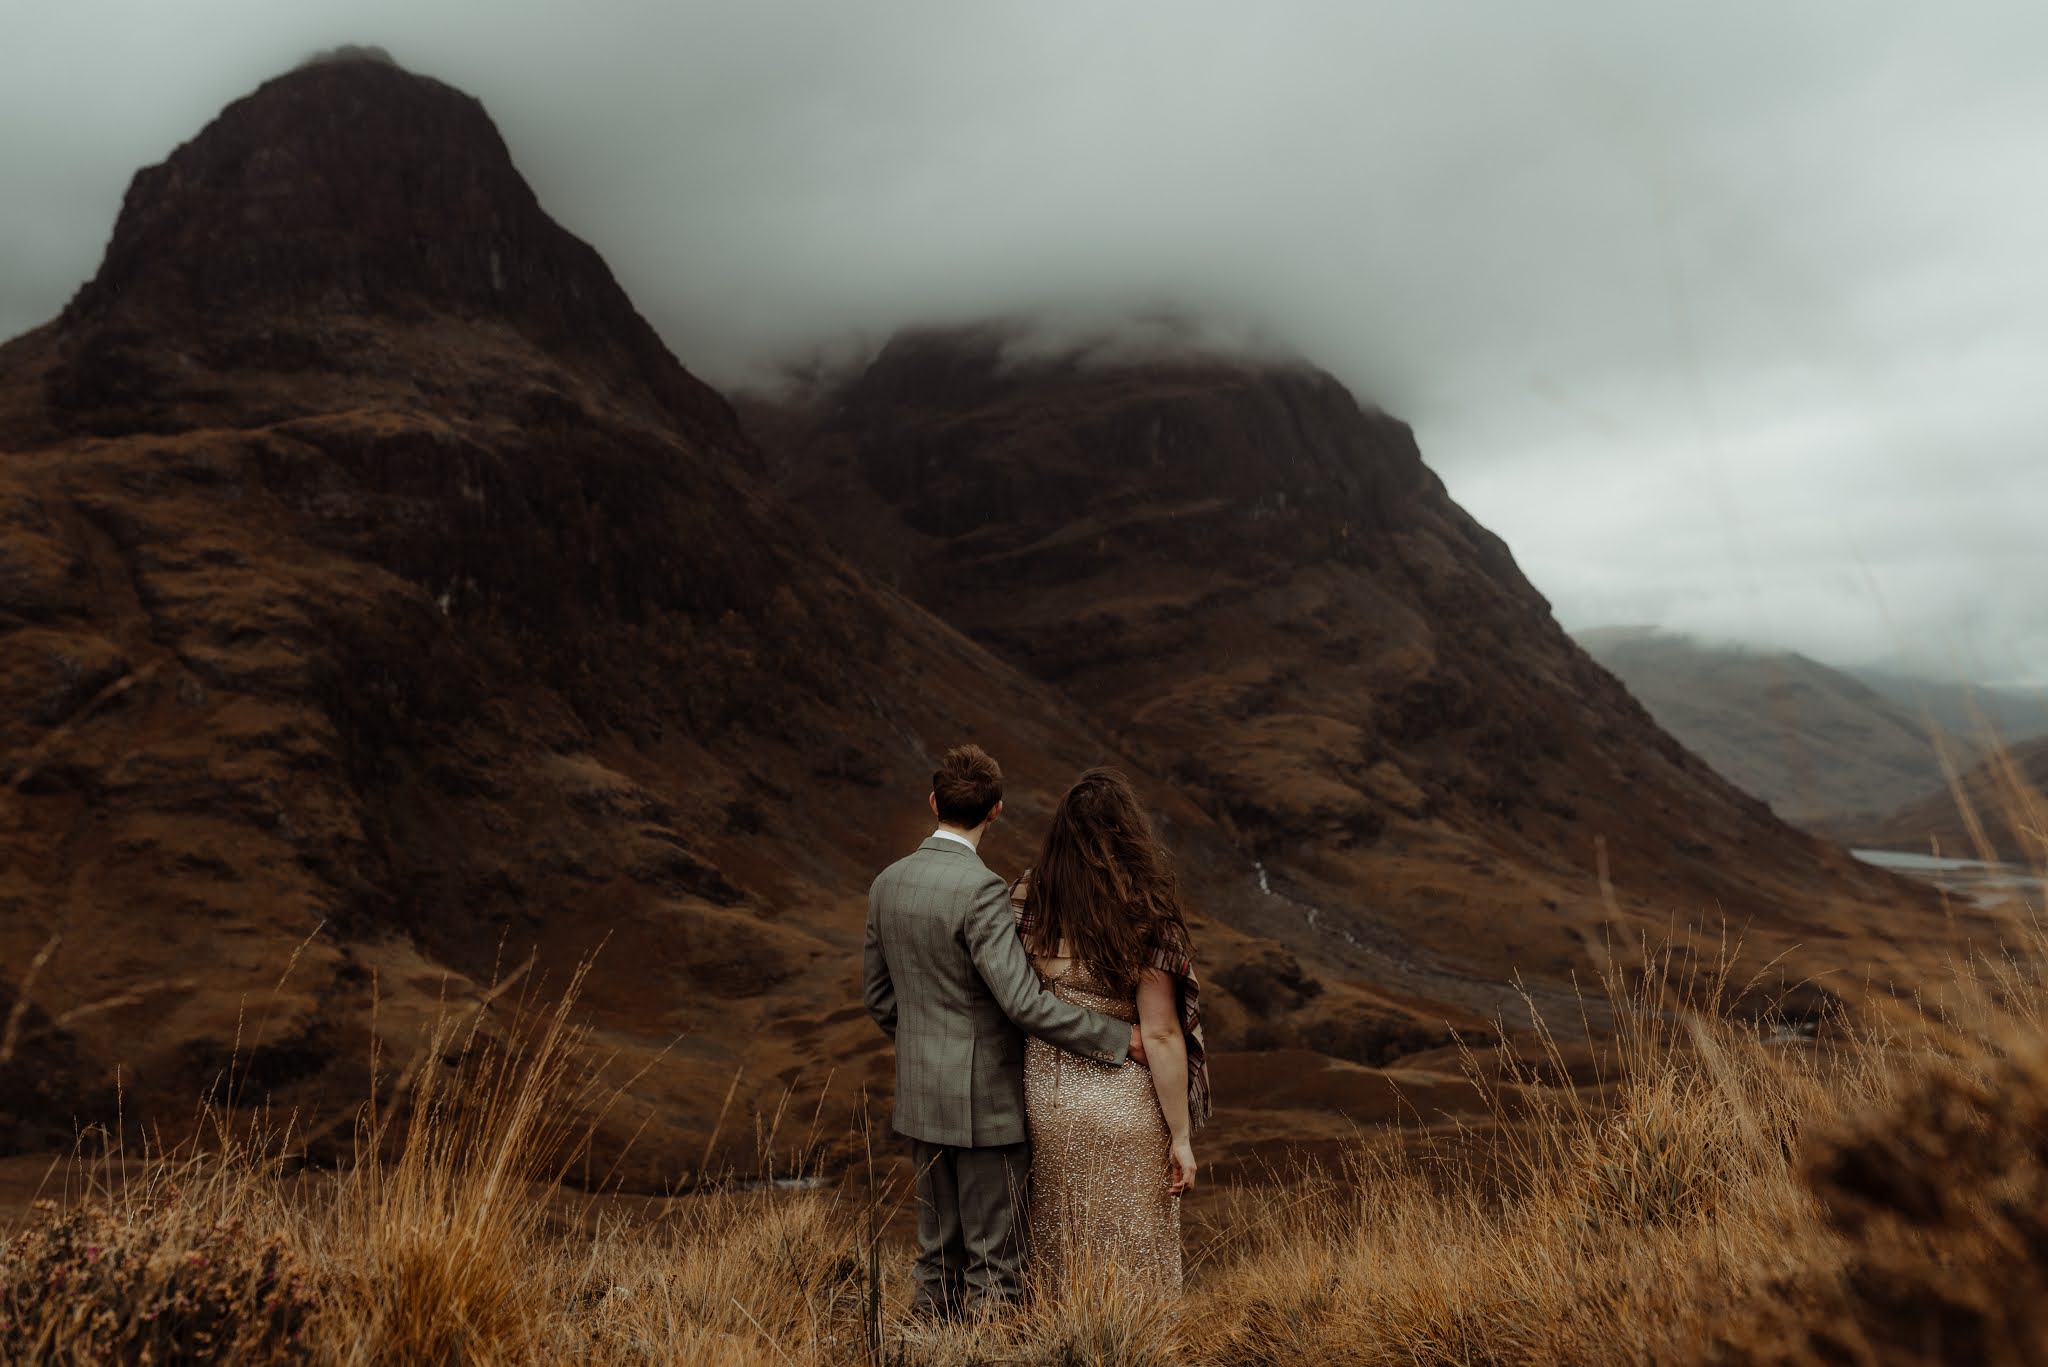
[{"x1": 1010, "y1": 871, "x2": 1213, "y2": 1130}]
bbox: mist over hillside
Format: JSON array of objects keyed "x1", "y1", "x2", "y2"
[
  {"x1": 1845, "y1": 665, "x2": 2048, "y2": 745},
  {"x1": 1572, "y1": 626, "x2": 2008, "y2": 827}
]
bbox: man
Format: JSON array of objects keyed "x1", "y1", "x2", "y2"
[{"x1": 863, "y1": 744, "x2": 1143, "y2": 1319}]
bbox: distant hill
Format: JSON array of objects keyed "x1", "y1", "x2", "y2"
[
  {"x1": 1848, "y1": 737, "x2": 2048, "y2": 864},
  {"x1": 1573, "y1": 627, "x2": 1950, "y2": 827},
  {"x1": 1845, "y1": 667, "x2": 2048, "y2": 747}
]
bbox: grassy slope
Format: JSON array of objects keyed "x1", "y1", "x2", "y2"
[{"x1": 5, "y1": 819, "x2": 2046, "y2": 1367}]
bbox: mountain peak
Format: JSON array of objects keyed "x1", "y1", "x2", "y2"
[
  {"x1": 46, "y1": 55, "x2": 734, "y2": 444},
  {"x1": 68, "y1": 57, "x2": 534, "y2": 327},
  {"x1": 812, "y1": 321, "x2": 1436, "y2": 546}
]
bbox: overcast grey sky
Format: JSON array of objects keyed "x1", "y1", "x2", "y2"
[{"x1": 3, "y1": 2, "x2": 2043, "y2": 685}]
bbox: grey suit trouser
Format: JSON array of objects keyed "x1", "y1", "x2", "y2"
[{"x1": 910, "y1": 1138, "x2": 1030, "y2": 1317}]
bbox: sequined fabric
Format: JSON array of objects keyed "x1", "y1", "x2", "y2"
[{"x1": 1024, "y1": 957, "x2": 1182, "y2": 1297}]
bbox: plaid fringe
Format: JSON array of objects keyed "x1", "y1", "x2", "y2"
[{"x1": 1011, "y1": 872, "x2": 1213, "y2": 1131}]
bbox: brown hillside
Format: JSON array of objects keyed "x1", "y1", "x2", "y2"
[
  {"x1": 759, "y1": 327, "x2": 1948, "y2": 1014},
  {"x1": 1849, "y1": 737, "x2": 2048, "y2": 864}
]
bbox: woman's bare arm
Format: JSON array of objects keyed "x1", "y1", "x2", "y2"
[{"x1": 1138, "y1": 967, "x2": 1197, "y2": 1192}]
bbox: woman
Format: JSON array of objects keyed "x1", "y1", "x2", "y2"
[{"x1": 1010, "y1": 768, "x2": 1212, "y2": 1296}]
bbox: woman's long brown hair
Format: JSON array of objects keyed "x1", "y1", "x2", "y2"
[{"x1": 1023, "y1": 768, "x2": 1191, "y2": 999}]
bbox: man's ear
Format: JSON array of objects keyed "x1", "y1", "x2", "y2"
[
  {"x1": 988, "y1": 799, "x2": 1004, "y2": 825},
  {"x1": 928, "y1": 791, "x2": 939, "y2": 818}
]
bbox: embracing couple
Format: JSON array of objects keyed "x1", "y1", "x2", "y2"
[{"x1": 862, "y1": 744, "x2": 1212, "y2": 1320}]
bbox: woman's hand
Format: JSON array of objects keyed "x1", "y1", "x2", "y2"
[{"x1": 1167, "y1": 1136, "x2": 1197, "y2": 1195}]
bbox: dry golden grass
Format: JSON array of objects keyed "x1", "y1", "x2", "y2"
[{"x1": 3, "y1": 777, "x2": 2043, "y2": 1364}]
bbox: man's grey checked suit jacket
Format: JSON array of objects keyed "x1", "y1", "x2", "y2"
[{"x1": 863, "y1": 836, "x2": 1129, "y2": 1148}]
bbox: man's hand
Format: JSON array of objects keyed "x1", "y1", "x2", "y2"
[{"x1": 1128, "y1": 1023, "x2": 1149, "y2": 1068}]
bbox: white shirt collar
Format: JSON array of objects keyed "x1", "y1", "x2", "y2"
[{"x1": 931, "y1": 828, "x2": 977, "y2": 851}]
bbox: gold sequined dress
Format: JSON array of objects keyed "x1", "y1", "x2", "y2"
[{"x1": 1024, "y1": 956, "x2": 1182, "y2": 1295}]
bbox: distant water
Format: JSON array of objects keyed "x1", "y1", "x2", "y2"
[{"x1": 1853, "y1": 848, "x2": 2045, "y2": 907}]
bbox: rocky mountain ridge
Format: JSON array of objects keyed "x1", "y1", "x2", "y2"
[{"x1": 756, "y1": 326, "x2": 1940, "y2": 1012}]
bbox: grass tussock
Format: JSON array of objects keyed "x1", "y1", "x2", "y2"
[
  {"x1": 3, "y1": 784, "x2": 2045, "y2": 1364},
  {"x1": 10, "y1": 959, "x2": 2047, "y2": 1367}
]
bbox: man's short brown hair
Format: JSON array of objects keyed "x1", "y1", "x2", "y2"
[{"x1": 933, "y1": 744, "x2": 1003, "y2": 828}]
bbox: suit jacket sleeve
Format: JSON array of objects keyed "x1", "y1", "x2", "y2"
[
  {"x1": 962, "y1": 871, "x2": 1129, "y2": 1065},
  {"x1": 862, "y1": 881, "x2": 897, "y2": 1039}
]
